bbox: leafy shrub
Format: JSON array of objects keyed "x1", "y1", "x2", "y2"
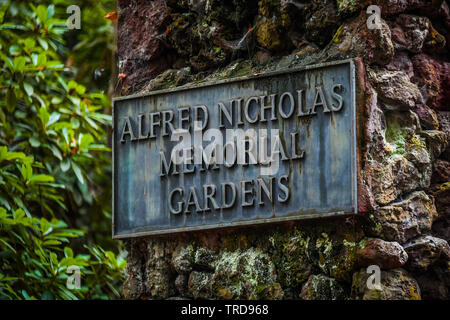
[{"x1": 0, "y1": 1, "x2": 124, "y2": 299}]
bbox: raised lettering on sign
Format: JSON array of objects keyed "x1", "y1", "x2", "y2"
[{"x1": 113, "y1": 60, "x2": 357, "y2": 238}]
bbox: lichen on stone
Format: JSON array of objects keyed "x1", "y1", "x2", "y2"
[
  {"x1": 119, "y1": 0, "x2": 450, "y2": 300},
  {"x1": 208, "y1": 248, "x2": 283, "y2": 299}
]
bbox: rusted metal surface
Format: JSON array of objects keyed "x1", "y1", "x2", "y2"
[{"x1": 112, "y1": 60, "x2": 357, "y2": 238}]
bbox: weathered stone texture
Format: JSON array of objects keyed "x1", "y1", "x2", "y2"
[
  {"x1": 324, "y1": 11, "x2": 395, "y2": 66},
  {"x1": 118, "y1": 0, "x2": 172, "y2": 92},
  {"x1": 368, "y1": 69, "x2": 420, "y2": 110},
  {"x1": 209, "y1": 248, "x2": 283, "y2": 300},
  {"x1": 415, "y1": 261, "x2": 450, "y2": 299},
  {"x1": 368, "y1": 191, "x2": 438, "y2": 244},
  {"x1": 351, "y1": 268, "x2": 421, "y2": 300},
  {"x1": 403, "y1": 235, "x2": 450, "y2": 271},
  {"x1": 357, "y1": 238, "x2": 408, "y2": 269},
  {"x1": 411, "y1": 54, "x2": 450, "y2": 111},
  {"x1": 118, "y1": 0, "x2": 450, "y2": 300},
  {"x1": 299, "y1": 274, "x2": 346, "y2": 300},
  {"x1": 172, "y1": 244, "x2": 194, "y2": 275}
]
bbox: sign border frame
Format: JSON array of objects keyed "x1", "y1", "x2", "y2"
[{"x1": 112, "y1": 59, "x2": 358, "y2": 239}]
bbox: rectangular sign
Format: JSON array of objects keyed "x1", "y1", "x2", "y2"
[{"x1": 113, "y1": 60, "x2": 357, "y2": 238}]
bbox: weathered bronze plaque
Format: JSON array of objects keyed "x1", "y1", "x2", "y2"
[{"x1": 113, "y1": 60, "x2": 357, "y2": 238}]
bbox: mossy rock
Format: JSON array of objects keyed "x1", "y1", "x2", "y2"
[{"x1": 336, "y1": 0, "x2": 368, "y2": 18}]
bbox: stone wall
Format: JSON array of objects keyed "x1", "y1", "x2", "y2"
[{"x1": 117, "y1": 0, "x2": 450, "y2": 300}]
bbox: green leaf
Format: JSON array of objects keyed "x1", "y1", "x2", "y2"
[
  {"x1": 67, "y1": 80, "x2": 77, "y2": 91},
  {"x1": 60, "y1": 158, "x2": 71, "y2": 172},
  {"x1": 64, "y1": 247, "x2": 74, "y2": 258},
  {"x1": 51, "y1": 96, "x2": 63, "y2": 104},
  {"x1": 71, "y1": 162, "x2": 84, "y2": 184},
  {"x1": 43, "y1": 239, "x2": 61, "y2": 246},
  {"x1": 29, "y1": 136, "x2": 41, "y2": 148},
  {"x1": 6, "y1": 88, "x2": 17, "y2": 113},
  {"x1": 36, "y1": 5, "x2": 48, "y2": 23},
  {"x1": 30, "y1": 174, "x2": 54, "y2": 184},
  {"x1": 1, "y1": 53, "x2": 13, "y2": 70},
  {"x1": 46, "y1": 5, "x2": 55, "y2": 20},
  {"x1": 13, "y1": 56, "x2": 26, "y2": 71},
  {"x1": 1, "y1": 149, "x2": 26, "y2": 162},
  {"x1": 0, "y1": 238, "x2": 16, "y2": 253},
  {"x1": 105, "y1": 251, "x2": 117, "y2": 266},
  {"x1": 22, "y1": 290, "x2": 30, "y2": 300},
  {"x1": 14, "y1": 208, "x2": 25, "y2": 220},
  {"x1": 40, "y1": 217, "x2": 51, "y2": 234},
  {"x1": 47, "y1": 112, "x2": 60, "y2": 126},
  {"x1": 31, "y1": 53, "x2": 38, "y2": 66},
  {"x1": 9, "y1": 45, "x2": 20, "y2": 56},
  {"x1": 49, "y1": 252, "x2": 58, "y2": 267},
  {"x1": 37, "y1": 52, "x2": 47, "y2": 67},
  {"x1": 76, "y1": 84, "x2": 86, "y2": 95},
  {"x1": 23, "y1": 82, "x2": 34, "y2": 97},
  {"x1": 79, "y1": 134, "x2": 94, "y2": 150},
  {"x1": 39, "y1": 106, "x2": 50, "y2": 126},
  {"x1": 21, "y1": 162, "x2": 32, "y2": 180},
  {"x1": 58, "y1": 287, "x2": 78, "y2": 300},
  {"x1": 24, "y1": 38, "x2": 35, "y2": 50},
  {"x1": 37, "y1": 38, "x2": 48, "y2": 51},
  {"x1": 42, "y1": 291, "x2": 54, "y2": 300}
]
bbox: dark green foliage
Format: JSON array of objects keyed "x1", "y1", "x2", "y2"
[{"x1": 0, "y1": 0, "x2": 124, "y2": 299}]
